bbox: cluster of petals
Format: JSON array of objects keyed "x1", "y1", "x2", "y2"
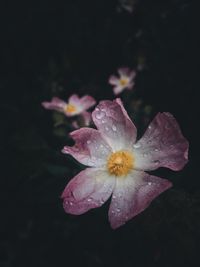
[
  {"x1": 42, "y1": 94, "x2": 96, "y2": 117},
  {"x1": 108, "y1": 67, "x2": 136, "y2": 95},
  {"x1": 61, "y1": 99, "x2": 189, "y2": 229}
]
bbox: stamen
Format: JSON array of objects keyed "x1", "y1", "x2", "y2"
[
  {"x1": 107, "y1": 150, "x2": 134, "y2": 176},
  {"x1": 65, "y1": 104, "x2": 77, "y2": 114},
  {"x1": 119, "y1": 78, "x2": 128, "y2": 87}
]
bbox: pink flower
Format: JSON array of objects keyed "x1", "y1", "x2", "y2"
[
  {"x1": 61, "y1": 99, "x2": 189, "y2": 229},
  {"x1": 42, "y1": 94, "x2": 96, "y2": 117},
  {"x1": 108, "y1": 67, "x2": 136, "y2": 95}
]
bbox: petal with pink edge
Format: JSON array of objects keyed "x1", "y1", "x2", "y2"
[
  {"x1": 108, "y1": 75, "x2": 119, "y2": 85},
  {"x1": 68, "y1": 94, "x2": 81, "y2": 106},
  {"x1": 92, "y1": 99, "x2": 137, "y2": 151},
  {"x1": 41, "y1": 97, "x2": 66, "y2": 111},
  {"x1": 79, "y1": 95, "x2": 96, "y2": 110},
  {"x1": 62, "y1": 127, "x2": 112, "y2": 167},
  {"x1": 113, "y1": 85, "x2": 124, "y2": 95},
  {"x1": 133, "y1": 112, "x2": 189, "y2": 171},
  {"x1": 62, "y1": 168, "x2": 115, "y2": 215},
  {"x1": 108, "y1": 170, "x2": 172, "y2": 229}
]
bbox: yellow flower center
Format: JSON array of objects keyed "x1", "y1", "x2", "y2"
[
  {"x1": 107, "y1": 150, "x2": 134, "y2": 177},
  {"x1": 65, "y1": 104, "x2": 77, "y2": 114},
  {"x1": 119, "y1": 78, "x2": 128, "y2": 87}
]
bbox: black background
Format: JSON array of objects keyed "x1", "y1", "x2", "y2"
[{"x1": 0, "y1": 1, "x2": 199, "y2": 266}]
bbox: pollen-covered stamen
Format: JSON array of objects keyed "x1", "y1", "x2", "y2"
[
  {"x1": 119, "y1": 78, "x2": 129, "y2": 87},
  {"x1": 107, "y1": 150, "x2": 134, "y2": 176},
  {"x1": 65, "y1": 104, "x2": 77, "y2": 114}
]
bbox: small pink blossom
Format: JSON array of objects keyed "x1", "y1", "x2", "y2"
[
  {"x1": 42, "y1": 94, "x2": 96, "y2": 117},
  {"x1": 108, "y1": 67, "x2": 136, "y2": 95},
  {"x1": 61, "y1": 99, "x2": 189, "y2": 229}
]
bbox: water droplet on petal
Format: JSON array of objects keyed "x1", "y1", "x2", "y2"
[
  {"x1": 133, "y1": 143, "x2": 141, "y2": 148},
  {"x1": 87, "y1": 140, "x2": 91, "y2": 144},
  {"x1": 112, "y1": 125, "x2": 117, "y2": 131},
  {"x1": 148, "y1": 182, "x2": 152, "y2": 185},
  {"x1": 87, "y1": 198, "x2": 92, "y2": 202},
  {"x1": 116, "y1": 208, "x2": 121, "y2": 213},
  {"x1": 69, "y1": 201, "x2": 73, "y2": 206},
  {"x1": 105, "y1": 126, "x2": 109, "y2": 131},
  {"x1": 148, "y1": 125, "x2": 152, "y2": 129},
  {"x1": 95, "y1": 111, "x2": 105, "y2": 120},
  {"x1": 154, "y1": 148, "x2": 159, "y2": 152},
  {"x1": 112, "y1": 195, "x2": 116, "y2": 199}
]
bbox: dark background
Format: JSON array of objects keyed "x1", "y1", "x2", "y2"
[{"x1": 0, "y1": 0, "x2": 199, "y2": 266}]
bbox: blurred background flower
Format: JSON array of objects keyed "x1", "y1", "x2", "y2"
[
  {"x1": 42, "y1": 94, "x2": 96, "y2": 117},
  {"x1": 42, "y1": 94, "x2": 96, "y2": 135},
  {"x1": 108, "y1": 67, "x2": 136, "y2": 95}
]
